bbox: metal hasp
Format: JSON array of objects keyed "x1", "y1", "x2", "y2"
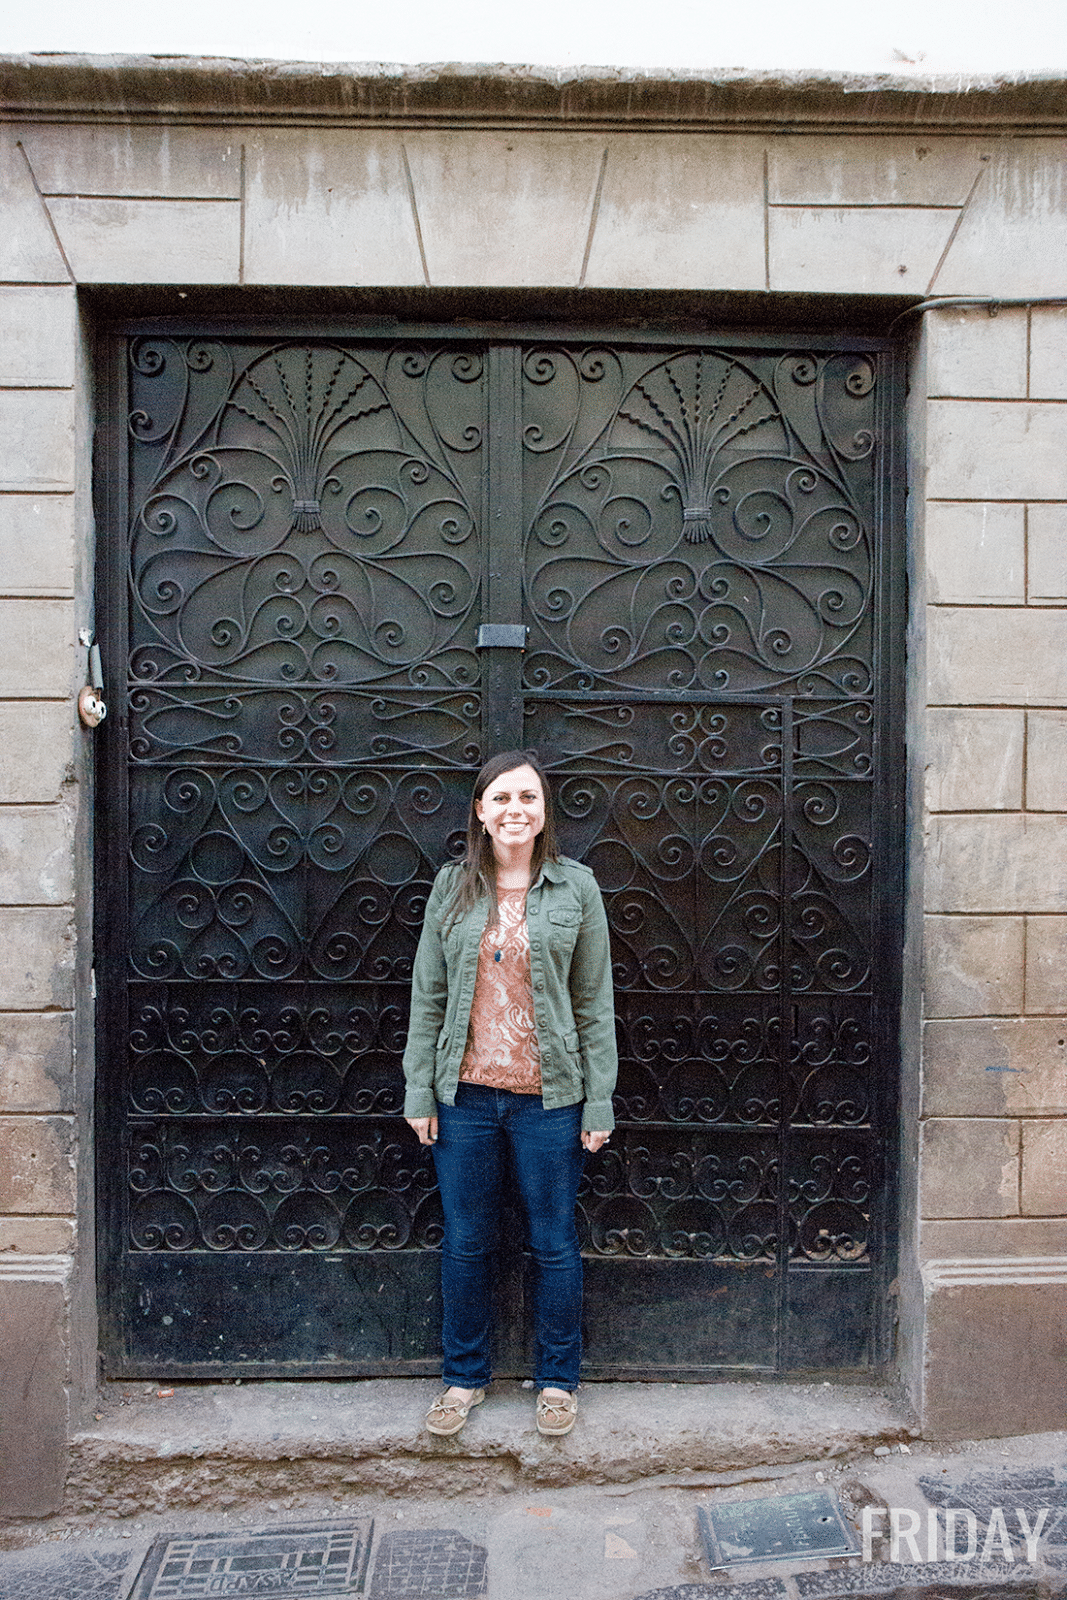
[
  {"x1": 478, "y1": 624, "x2": 528, "y2": 757},
  {"x1": 476, "y1": 624, "x2": 528, "y2": 650},
  {"x1": 95, "y1": 326, "x2": 904, "y2": 1381}
]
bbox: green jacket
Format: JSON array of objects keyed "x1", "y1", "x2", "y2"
[{"x1": 402, "y1": 855, "x2": 618, "y2": 1132}]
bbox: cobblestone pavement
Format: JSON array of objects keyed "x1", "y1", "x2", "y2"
[{"x1": 1, "y1": 1434, "x2": 1066, "y2": 1600}]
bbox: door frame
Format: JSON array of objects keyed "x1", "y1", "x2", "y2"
[{"x1": 93, "y1": 315, "x2": 906, "y2": 1379}]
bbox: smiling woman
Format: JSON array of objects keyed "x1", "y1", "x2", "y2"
[
  {"x1": 402, "y1": 749, "x2": 618, "y2": 1437},
  {"x1": 476, "y1": 764, "x2": 547, "y2": 864}
]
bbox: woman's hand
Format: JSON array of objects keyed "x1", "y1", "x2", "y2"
[
  {"x1": 581, "y1": 1130, "x2": 611, "y2": 1153},
  {"x1": 406, "y1": 1116, "x2": 438, "y2": 1145}
]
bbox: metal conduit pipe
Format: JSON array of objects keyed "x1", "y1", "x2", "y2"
[{"x1": 889, "y1": 295, "x2": 1067, "y2": 331}]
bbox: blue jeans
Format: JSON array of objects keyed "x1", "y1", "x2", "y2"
[{"x1": 431, "y1": 1083, "x2": 585, "y2": 1391}]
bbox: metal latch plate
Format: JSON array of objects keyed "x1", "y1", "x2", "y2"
[{"x1": 476, "y1": 624, "x2": 528, "y2": 649}]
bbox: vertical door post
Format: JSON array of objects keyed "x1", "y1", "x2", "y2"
[{"x1": 482, "y1": 347, "x2": 526, "y2": 755}]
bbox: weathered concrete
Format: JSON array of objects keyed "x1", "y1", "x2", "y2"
[
  {"x1": 925, "y1": 305, "x2": 1028, "y2": 399},
  {"x1": 0, "y1": 806, "x2": 74, "y2": 905},
  {"x1": 923, "y1": 914, "x2": 1024, "y2": 1017},
  {"x1": 0, "y1": 287, "x2": 76, "y2": 388},
  {"x1": 0, "y1": 392, "x2": 75, "y2": 494},
  {"x1": 1024, "y1": 914, "x2": 1067, "y2": 1012},
  {"x1": 0, "y1": 1012, "x2": 74, "y2": 1113},
  {"x1": 1026, "y1": 711, "x2": 1067, "y2": 810},
  {"x1": 0, "y1": 705, "x2": 74, "y2": 801},
  {"x1": 0, "y1": 1115, "x2": 76, "y2": 1214},
  {"x1": 769, "y1": 206, "x2": 957, "y2": 295},
  {"x1": 18, "y1": 122, "x2": 244, "y2": 198},
  {"x1": 0, "y1": 601, "x2": 75, "y2": 697},
  {"x1": 403, "y1": 131, "x2": 604, "y2": 286},
  {"x1": 1021, "y1": 1120, "x2": 1067, "y2": 1215},
  {"x1": 922, "y1": 1261, "x2": 1067, "y2": 1438},
  {"x1": 767, "y1": 136, "x2": 991, "y2": 207},
  {"x1": 924, "y1": 707, "x2": 1023, "y2": 809},
  {"x1": 925, "y1": 505, "x2": 1024, "y2": 606},
  {"x1": 64, "y1": 1378, "x2": 916, "y2": 1515},
  {"x1": 1027, "y1": 504, "x2": 1067, "y2": 602},
  {"x1": 920, "y1": 1215, "x2": 1067, "y2": 1257},
  {"x1": 0, "y1": 499, "x2": 75, "y2": 599},
  {"x1": 6, "y1": 1429, "x2": 1067, "y2": 1600},
  {"x1": 0, "y1": 129, "x2": 69, "y2": 284},
  {"x1": 929, "y1": 608, "x2": 1067, "y2": 707},
  {"x1": 936, "y1": 142, "x2": 1067, "y2": 298},
  {"x1": 6, "y1": 55, "x2": 1067, "y2": 129},
  {"x1": 0, "y1": 1257, "x2": 69, "y2": 1518},
  {"x1": 927, "y1": 399, "x2": 1067, "y2": 503},
  {"x1": 585, "y1": 134, "x2": 766, "y2": 290},
  {"x1": 46, "y1": 196, "x2": 242, "y2": 284},
  {"x1": 0, "y1": 908, "x2": 75, "y2": 1008},
  {"x1": 923, "y1": 1016, "x2": 1067, "y2": 1117},
  {"x1": 920, "y1": 1119, "x2": 1019, "y2": 1218},
  {"x1": 1029, "y1": 304, "x2": 1067, "y2": 400},
  {"x1": 0, "y1": 1216, "x2": 75, "y2": 1253},
  {"x1": 926, "y1": 814, "x2": 1067, "y2": 912},
  {"x1": 243, "y1": 129, "x2": 423, "y2": 285}
]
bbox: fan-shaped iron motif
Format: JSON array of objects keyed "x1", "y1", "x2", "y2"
[
  {"x1": 130, "y1": 342, "x2": 484, "y2": 692},
  {"x1": 523, "y1": 347, "x2": 872, "y2": 696}
]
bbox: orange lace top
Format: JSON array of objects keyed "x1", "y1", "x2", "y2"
[{"x1": 458, "y1": 887, "x2": 543, "y2": 1094}]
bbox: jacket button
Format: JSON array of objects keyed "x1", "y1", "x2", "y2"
[{"x1": 535, "y1": 981, "x2": 544, "y2": 991}]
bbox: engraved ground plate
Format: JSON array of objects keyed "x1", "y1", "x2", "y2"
[
  {"x1": 128, "y1": 1519, "x2": 373, "y2": 1597},
  {"x1": 369, "y1": 1530, "x2": 488, "y2": 1597},
  {"x1": 0, "y1": 1550, "x2": 131, "y2": 1600},
  {"x1": 699, "y1": 1491, "x2": 858, "y2": 1566}
]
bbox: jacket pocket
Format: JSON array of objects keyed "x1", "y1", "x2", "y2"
[{"x1": 546, "y1": 906, "x2": 581, "y2": 953}]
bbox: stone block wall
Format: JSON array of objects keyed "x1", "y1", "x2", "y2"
[
  {"x1": 0, "y1": 127, "x2": 80, "y2": 1515},
  {"x1": 1, "y1": 66, "x2": 1066, "y2": 1504},
  {"x1": 919, "y1": 305, "x2": 1067, "y2": 1436},
  {"x1": 919, "y1": 306, "x2": 1067, "y2": 1238}
]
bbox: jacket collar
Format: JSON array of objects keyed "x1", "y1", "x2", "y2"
[{"x1": 532, "y1": 856, "x2": 569, "y2": 888}]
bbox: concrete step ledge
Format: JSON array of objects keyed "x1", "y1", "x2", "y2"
[{"x1": 67, "y1": 1380, "x2": 917, "y2": 1516}]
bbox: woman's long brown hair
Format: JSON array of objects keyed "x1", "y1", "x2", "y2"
[{"x1": 443, "y1": 749, "x2": 560, "y2": 931}]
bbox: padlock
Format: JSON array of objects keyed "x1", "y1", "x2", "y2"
[{"x1": 78, "y1": 685, "x2": 107, "y2": 728}]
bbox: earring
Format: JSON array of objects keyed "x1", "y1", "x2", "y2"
[{"x1": 482, "y1": 822, "x2": 487, "y2": 835}]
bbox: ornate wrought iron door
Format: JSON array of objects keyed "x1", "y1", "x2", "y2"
[
  {"x1": 519, "y1": 342, "x2": 903, "y2": 1373},
  {"x1": 97, "y1": 327, "x2": 902, "y2": 1378}
]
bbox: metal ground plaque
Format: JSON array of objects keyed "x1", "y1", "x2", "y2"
[
  {"x1": 128, "y1": 1519, "x2": 374, "y2": 1597},
  {"x1": 700, "y1": 1491, "x2": 858, "y2": 1566}
]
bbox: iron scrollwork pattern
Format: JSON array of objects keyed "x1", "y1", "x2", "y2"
[
  {"x1": 106, "y1": 331, "x2": 896, "y2": 1374},
  {"x1": 122, "y1": 339, "x2": 485, "y2": 1259},
  {"x1": 523, "y1": 345, "x2": 882, "y2": 1278},
  {"x1": 521, "y1": 346, "x2": 874, "y2": 697}
]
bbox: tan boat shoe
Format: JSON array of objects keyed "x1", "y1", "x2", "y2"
[
  {"x1": 425, "y1": 1387, "x2": 485, "y2": 1436},
  {"x1": 536, "y1": 1388, "x2": 578, "y2": 1436}
]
